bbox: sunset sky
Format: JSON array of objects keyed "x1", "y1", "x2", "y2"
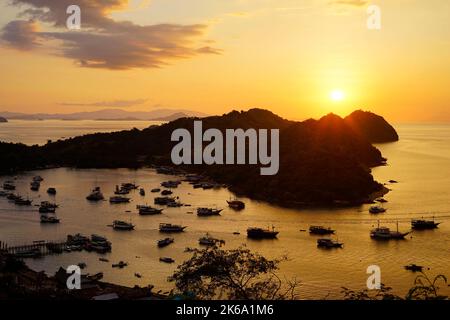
[{"x1": 0, "y1": 0, "x2": 449, "y2": 122}]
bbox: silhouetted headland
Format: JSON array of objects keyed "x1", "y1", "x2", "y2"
[{"x1": 0, "y1": 109, "x2": 398, "y2": 207}]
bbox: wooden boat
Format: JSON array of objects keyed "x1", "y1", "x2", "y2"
[
  {"x1": 247, "y1": 226, "x2": 278, "y2": 239},
  {"x1": 157, "y1": 237, "x2": 174, "y2": 247},
  {"x1": 227, "y1": 200, "x2": 245, "y2": 210},
  {"x1": 309, "y1": 226, "x2": 335, "y2": 235},
  {"x1": 404, "y1": 264, "x2": 423, "y2": 272},
  {"x1": 317, "y1": 238, "x2": 343, "y2": 248},
  {"x1": 411, "y1": 219, "x2": 440, "y2": 230},
  {"x1": 159, "y1": 257, "x2": 175, "y2": 263},
  {"x1": 197, "y1": 208, "x2": 222, "y2": 216},
  {"x1": 112, "y1": 220, "x2": 135, "y2": 230},
  {"x1": 159, "y1": 223, "x2": 186, "y2": 233}
]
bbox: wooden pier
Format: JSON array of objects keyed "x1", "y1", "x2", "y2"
[{"x1": 0, "y1": 240, "x2": 68, "y2": 257}]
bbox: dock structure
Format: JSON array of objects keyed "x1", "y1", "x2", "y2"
[{"x1": 0, "y1": 240, "x2": 68, "y2": 257}]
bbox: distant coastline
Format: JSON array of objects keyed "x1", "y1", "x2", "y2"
[{"x1": 0, "y1": 108, "x2": 398, "y2": 208}]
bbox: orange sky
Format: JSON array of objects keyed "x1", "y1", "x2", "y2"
[{"x1": 0, "y1": 0, "x2": 449, "y2": 122}]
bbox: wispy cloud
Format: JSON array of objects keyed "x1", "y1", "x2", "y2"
[
  {"x1": 1, "y1": 0, "x2": 221, "y2": 70},
  {"x1": 59, "y1": 98, "x2": 148, "y2": 108},
  {"x1": 329, "y1": 0, "x2": 368, "y2": 6}
]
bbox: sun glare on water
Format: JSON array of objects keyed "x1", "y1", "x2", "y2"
[{"x1": 330, "y1": 89, "x2": 345, "y2": 102}]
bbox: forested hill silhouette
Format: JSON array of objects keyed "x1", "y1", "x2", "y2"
[{"x1": 0, "y1": 109, "x2": 398, "y2": 206}]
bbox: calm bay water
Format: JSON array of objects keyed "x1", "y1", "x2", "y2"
[
  {"x1": 0, "y1": 121, "x2": 449, "y2": 299},
  {"x1": 0, "y1": 119, "x2": 162, "y2": 145}
]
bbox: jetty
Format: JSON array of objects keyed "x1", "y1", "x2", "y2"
[{"x1": 0, "y1": 240, "x2": 68, "y2": 257}]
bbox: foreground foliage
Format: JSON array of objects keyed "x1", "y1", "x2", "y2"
[{"x1": 169, "y1": 246, "x2": 299, "y2": 300}]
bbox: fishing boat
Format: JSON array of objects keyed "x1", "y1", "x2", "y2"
[
  {"x1": 161, "y1": 180, "x2": 181, "y2": 188},
  {"x1": 109, "y1": 196, "x2": 130, "y2": 203},
  {"x1": 112, "y1": 220, "x2": 135, "y2": 230},
  {"x1": 247, "y1": 226, "x2": 279, "y2": 239},
  {"x1": 87, "y1": 272, "x2": 104, "y2": 281},
  {"x1": 40, "y1": 215, "x2": 60, "y2": 224},
  {"x1": 86, "y1": 187, "x2": 104, "y2": 201},
  {"x1": 161, "y1": 189, "x2": 173, "y2": 195},
  {"x1": 7, "y1": 194, "x2": 21, "y2": 201},
  {"x1": 114, "y1": 185, "x2": 130, "y2": 195},
  {"x1": 157, "y1": 237, "x2": 174, "y2": 247},
  {"x1": 47, "y1": 187, "x2": 57, "y2": 195},
  {"x1": 39, "y1": 202, "x2": 57, "y2": 213},
  {"x1": 411, "y1": 219, "x2": 440, "y2": 230},
  {"x1": 309, "y1": 226, "x2": 335, "y2": 235},
  {"x1": 14, "y1": 248, "x2": 41, "y2": 259},
  {"x1": 15, "y1": 198, "x2": 32, "y2": 206},
  {"x1": 139, "y1": 188, "x2": 145, "y2": 196},
  {"x1": 121, "y1": 182, "x2": 139, "y2": 190},
  {"x1": 317, "y1": 238, "x2": 343, "y2": 248},
  {"x1": 198, "y1": 233, "x2": 225, "y2": 246},
  {"x1": 404, "y1": 264, "x2": 424, "y2": 272},
  {"x1": 227, "y1": 200, "x2": 245, "y2": 210},
  {"x1": 369, "y1": 205, "x2": 386, "y2": 214},
  {"x1": 3, "y1": 181, "x2": 16, "y2": 190},
  {"x1": 30, "y1": 181, "x2": 40, "y2": 191},
  {"x1": 197, "y1": 207, "x2": 222, "y2": 216},
  {"x1": 159, "y1": 257, "x2": 175, "y2": 263},
  {"x1": 112, "y1": 261, "x2": 128, "y2": 268},
  {"x1": 167, "y1": 201, "x2": 182, "y2": 207},
  {"x1": 159, "y1": 223, "x2": 186, "y2": 233},
  {"x1": 32, "y1": 176, "x2": 44, "y2": 182},
  {"x1": 370, "y1": 221, "x2": 410, "y2": 240},
  {"x1": 137, "y1": 205, "x2": 163, "y2": 215},
  {"x1": 151, "y1": 188, "x2": 161, "y2": 193},
  {"x1": 154, "y1": 196, "x2": 176, "y2": 205}
]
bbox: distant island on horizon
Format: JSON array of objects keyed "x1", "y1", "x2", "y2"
[
  {"x1": 0, "y1": 108, "x2": 209, "y2": 122},
  {"x1": 0, "y1": 108, "x2": 398, "y2": 208}
]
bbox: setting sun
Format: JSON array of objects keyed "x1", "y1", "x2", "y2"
[{"x1": 330, "y1": 89, "x2": 345, "y2": 102}]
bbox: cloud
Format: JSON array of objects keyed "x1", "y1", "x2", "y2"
[
  {"x1": 329, "y1": 0, "x2": 368, "y2": 6},
  {"x1": 1, "y1": 0, "x2": 220, "y2": 70},
  {"x1": 1, "y1": 20, "x2": 40, "y2": 50},
  {"x1": 60, "y1": 98, "x2": 148, "y2": 108}
]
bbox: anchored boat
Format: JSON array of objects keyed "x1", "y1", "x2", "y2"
[
  {"x1": 370, "y1": 221, "x2": 410, "y2": 240},
  {"x1": 159, "y1": 223, "x2": 186, "y2": 233},
  {"x1": 157, "y1": 237, "x2": 174, "y2": 247},
  {"x1": 317, "y1": 238, "x2": 343, "y2": 248},
  {"x1": 247, "y1": 226, "x2": 278, "y2": 239},
  {"x1": 227, "y1": 200, "x2": 245, "y2": 210},
  {"x1": 86, "y1": 187, "x2": 104, "y2": 201},
  {"x1": 411, "y1": 218, "x2": 440, "y2": 230},
  {"x1": 197, "y1": 207, "x2": 222, "y2": 216},
  {"x1": 112, "y1": 220, "x2": 135, "y2": 230},
  {"x1": 137, "y1": 205, "x2": 163, "y2": 215},
  {"x1": 309, "y1": 226, "x2": 335, "y2": 235}
]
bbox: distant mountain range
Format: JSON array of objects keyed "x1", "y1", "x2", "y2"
[{"x1": 0, "y1": 109, "x2": 209, "y2": 121}]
